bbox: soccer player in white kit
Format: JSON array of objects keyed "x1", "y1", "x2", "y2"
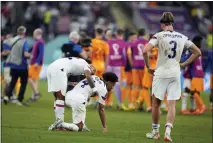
[
  {"x1": 55, "y1": 72, "x2": 118, "y2": 132},
  {"x1": 143, "y1": 12, "x2": 201, "y2": 142},
  {"x1": 47, "y1": 57, "x2": 96, "y2": 130}
]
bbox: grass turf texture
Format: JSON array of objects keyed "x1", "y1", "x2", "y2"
[{"x1": 2, "y1": 81, "x2": 212, "y2": 143}]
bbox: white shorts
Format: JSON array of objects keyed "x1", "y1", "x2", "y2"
[
  {"x1": 4, "y1": 67, "x2": 11, "y2": 84},
  {"x1": 47, "y1": 65, "x2": 67, "y2": 96},
  {"x1": 152, "y1": 76, "x2": 181, "y2": 100},
  {"x1": 65, "y1": 99, "x2": 86, "y2": 124},
  {"x1": 183, "y1": 78, "x2": 191, "y2": 89}
]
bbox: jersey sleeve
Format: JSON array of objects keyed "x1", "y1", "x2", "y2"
[
  {"x1": 83, "y1": 63, "x2": 91, "y2": 72},
  {"x1": 97, "y1": 89, "x2": 107, "y2": 105},
  {"x1": 104, "y1": 42, "x2": 110, "y2": 55},
  {"x1": 184, "y1": 39, "x2": 194, "y2": 49},
  {"x1": 149, "y1": 33, "x2": 159, "y2": 47}
]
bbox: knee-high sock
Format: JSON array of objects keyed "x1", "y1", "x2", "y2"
[
  {"x1": 106, "y1": 91, "x2": 113, "y2": 106},
  {"x1": 114, "y1": 82, "x2": 121, "y2": 105},
  {"x1": 127, "y1": 87, "x2": 132, "y2": 105},
  {"x1": 181, "y1": 92, "x2": 188, "y2": 110},
  {"x1": 193, "y1": 92, "x2": 204, "y2": 109},
  {"x1": 55, "y1": 100, "x2": 64, "y2": 121},
  {"x1": 142, "y1": 88, "x2": 151, "y2": 108},
  {"x1": 121, "y1": 87, "x2": 126, "y2": 104},
  {"x1": 131, "y1": 87, "x2": 139, "y2": 105},
  {"x1": 61, "y1": 122, "x2": 79, "y2": 131}
]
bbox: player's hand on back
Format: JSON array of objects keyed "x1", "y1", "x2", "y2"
[
  {"x1": 180, "y1": 63, "x2": 185, "y2": 68},
  {"x1": 148, "y1": 68, "x2": 155, "y2": 75}
]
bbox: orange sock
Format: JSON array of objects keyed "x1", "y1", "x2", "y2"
[
  {"x1": 132, "y1": 87, "x2": 139, "y2": 105},
  {"x1": 106, "y1": 91, "x2": 113, "y2": 106},
  {"x1": 127, "y1": 88, "x2": 132, "y2": 105},
  {"x1": 193, "y1": 92, "x2": 204, "y2": 109},
  {"x1": 142, "y1": 88, "x2": 151, "y2": 108}
]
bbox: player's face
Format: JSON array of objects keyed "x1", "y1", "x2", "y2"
[{"x1": 106, "y1": 81, "x2": 116, "y2": 92}]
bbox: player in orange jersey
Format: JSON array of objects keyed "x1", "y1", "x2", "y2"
[{"x1": 91, "y1": 28, "x2": 109, "y2": 78}]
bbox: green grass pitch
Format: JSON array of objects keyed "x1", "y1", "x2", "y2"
[{"x1": 2, "y1": 81, "x2": 212, "y2": 143}]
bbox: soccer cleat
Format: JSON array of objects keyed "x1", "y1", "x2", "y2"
[
  {"x1": 82, "y1": 124, "x2": 91, "y2": 132},
  {"x1": 180, "y1": 109, "x2": 191, "y2": 115},
  {"x1": 164, "y1": 133, "x2": 173, "y2": 142},
  {"x1": 199, "y1": 106, "x2": 207, "y2": 114},
  {"x1": 3, "y1": 96, "x2": 9, "y2": 105},
  {"x1": 146, "y1": 107, "x2": 152, "y2": 112},
  {"x1": 121, "y1": 104, "x2": 128, "y2": 111},
  {"x1": 146, "y1": 131, "x2": 160, "y2": 140},
  {"x1": 128, "y1": 104, "x2": 136, "y2": 111},
  {"x1": 48, "y1": 118, "x2": 63, "y2": 131},
  {"x1": 16, "y1": 101, "x2": 28, "y2": 107}
]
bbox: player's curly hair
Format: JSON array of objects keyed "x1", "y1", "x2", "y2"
[
  {"x1": 102, "y1": 72, "x2": 118, "y2": 82},
  {"x1": 160, "y1": 12, "x2": 174, "y2": 25}
]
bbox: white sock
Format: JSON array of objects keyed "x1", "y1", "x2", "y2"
[
  {"x1": 55, "y1": 100, "x2": 64, "y2": 121},
  {"x1": 165, "y1": 123, "x2": 173, "y2": 135},
  {"x1": 181, "y1": 93, "x2": 188, "y2": 110},
  {"x1": 61, "y1": 122, "x2": 79, "y2": 131},
  {"x1": 152, "y1": 123, "x2": 160, "y2": 133}
]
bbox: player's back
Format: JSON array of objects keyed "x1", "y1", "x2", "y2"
[
  {"x1": 131, "y1": 37, "x2": 147, "y2": 68},
  {"x1": 91, "y1": 38, "x2": 109, "y2": 71},
  {"x1": 66, "y1": 75, "x2": 107, "y2": 103},
  {"x1": 153, "y1": 31, "x2": 192, "y2": 78},
  {"x1": 108, "y1": 39, "x2": 127, "y2": 66},
  {"x1": 49, "y1": 57, "x2": 88, "y2": 75}
]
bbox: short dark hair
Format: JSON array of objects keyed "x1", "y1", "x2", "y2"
[
  {"x1": 192, "y1": 35, "x2": 203, "y2": 48},
  {"x1": 138, "y1": 28, "x2": 146, "y2": 36},
  {"x1": 102, "y1": 72, "x2": 118, "y2": 82},
  {"x1": 96, "y1": 28, "x2": 104, "y2": 35},
  {"x1": 2, "y1": 27, "x2": 11, "y2": 36},
  {"x1": 116, "y1": 29, "x2": 124, "y2": 36},
  {"x1": 128, "y1": 32, "x2": 136, "y2": 37}
]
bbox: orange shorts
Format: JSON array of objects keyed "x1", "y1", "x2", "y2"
[
  {"x1": 125, "y1": 71, "x2": 132, "y2": 85},
  {"x1": 28, "y1": 65, "x2": 42, "y2": 81},
  {"x1": 210, "y1": 74, "x2": 212, "y2": 89},
  {"x1": 191, "y1": 77, "x2": 204, "y2": 92},
  {"x1": 132, "y1": 69, "x2": 144, "y2": 86},
  {"x1": 142, "y1": 68, "x2": 153, "y2": 88}
]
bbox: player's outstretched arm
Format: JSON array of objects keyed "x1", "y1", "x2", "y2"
[
  {"x1": 98, "y1": 102, "x2": 107, "y2": 132},
  {"x1": 180, "y1": 44, "x2": 202, "y2": 68}
]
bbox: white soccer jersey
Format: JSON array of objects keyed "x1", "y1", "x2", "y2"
[
  {"x1": 48, "y1": 57, "x2": 90, "y2": 76},
  {"x1": 66, "y1": 75, "x2": 108, "y2": 105},
  {"x1": 149, "y1": 31, "x2": 193, "y2": 78}
]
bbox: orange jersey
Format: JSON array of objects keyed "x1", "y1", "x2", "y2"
[
  {"x1": 149, "y1": 48, "x2": 158, "y2": 69},
  {"x1": 91, "y1": 38, "x2": 109, "y2": 72}
]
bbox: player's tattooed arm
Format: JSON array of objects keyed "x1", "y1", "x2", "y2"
[
  {"x1": 180, "y1": 44, "x2": 202, "y2": 68},
  {"x1": 98, "y1": 102, "x2": 107, "y2": 132},
  {"x1": 84, "y1": 69, "x2": 98, "y2": 93}
]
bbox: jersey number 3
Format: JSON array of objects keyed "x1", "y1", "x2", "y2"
[{"x1": 168, "y1": 41, "x2": 177, "y2": 59}]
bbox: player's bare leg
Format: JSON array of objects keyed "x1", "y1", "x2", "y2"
[
  {"x1": 28, "y1": 79, "x2": 40, "y2": 102},
  {"x1": 164, "y1": 100, "x2": 176, "y2": 142},
  {"x1": 146, "y1": 95, "x2": 161, "y2": 140},
  {"x1": 210, "y1": 89, "x2": 213, "y2": 112}
]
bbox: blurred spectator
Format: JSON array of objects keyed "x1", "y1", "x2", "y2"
[
  {"x1": 4, "y1": 26, "x2": 31, "y2": 106},
  {"x1": 28, "y1": 28, "x2": 45, "y2": 102}
]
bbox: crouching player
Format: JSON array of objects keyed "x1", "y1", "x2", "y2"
[
  {"x1": 47, "y1": 57, "x2": 96, "y2": 130},
  {"x1": 56, "y1": 72, "x2": 118, "y2": 132}
]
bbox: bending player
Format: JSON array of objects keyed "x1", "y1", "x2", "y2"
[
  {"x1": 143, "y1": 12, "x2": 201, "y2": 142},
  {"x1": 54, "y1": 72, "x2": 118, "y2": 132},
  {"x1": 47, "y1": 57, "x2": 96, "y2": 130}
]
